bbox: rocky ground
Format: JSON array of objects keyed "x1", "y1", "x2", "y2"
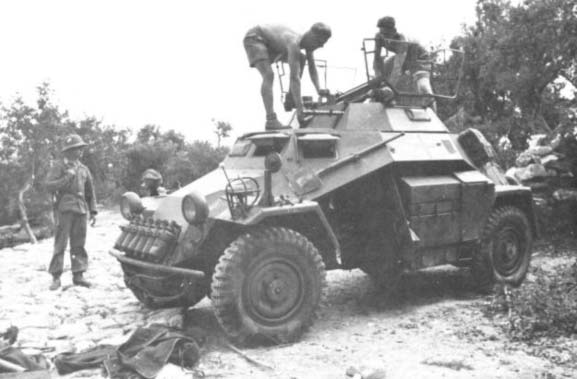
[{"x1": 1, "y1": 209, "x2": 575, "y2": 379}]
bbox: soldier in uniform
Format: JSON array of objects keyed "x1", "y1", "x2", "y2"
[
  {"x1": 45, "y1": 134, "x2": 97, "y2": 290},
  {"x1": 140, "y1": 168, "x2": 166, "y2": 197}
]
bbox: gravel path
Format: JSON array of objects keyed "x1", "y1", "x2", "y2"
[{"x1": 0, "y1": 210, "x2": 573, "y2": 378}]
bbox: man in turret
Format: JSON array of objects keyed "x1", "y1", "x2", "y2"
[
  {"x1": 243, "y1": 22, "x2": 332, "y2": 130},
  {"x1": 140, "y1": 168, "x2": 166, "y2": 197},
  {"x1": 373, "y1": 16, "x2": 436, "y2": 112},
  {"x1": 45, "y1": 134, "x2": 97, "y2": 290}
]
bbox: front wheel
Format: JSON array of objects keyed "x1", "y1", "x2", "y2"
[
  {"x1": 471, "y1": 206, "x2": 532, "y2": 292},
  {"x1": 211, "y1": 227, "x2": 325, "y2": 344}
]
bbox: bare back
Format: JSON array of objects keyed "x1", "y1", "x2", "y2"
[{"x1": 255, "y1": 24, "x2": 301, "y2": 63}]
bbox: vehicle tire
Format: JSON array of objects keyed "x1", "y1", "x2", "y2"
[
  {"x1": 211, "y1": 227, "x2": 326, "y2": 344},
  {"x1": 471, "y1": 206, "x2": 532, "y2": 293}
]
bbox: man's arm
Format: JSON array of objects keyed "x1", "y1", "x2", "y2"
[
  {"x1": 45, "y1": 162, "x2": 72, "y2": 193},
  {"x1": 83, "y1": 167, "x2": 98, "y2": 216},
  {"x1": 390, "y1": 40, "x2": 408, "y2": 86},
  {"x1": 373, "y1": 36, "x2": 384, "y2": 77},
  {"x1": 306, "y1": 50, "x2": 322, "y2": 94}
]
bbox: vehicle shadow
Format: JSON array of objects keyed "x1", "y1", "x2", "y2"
[
  {"x1": 322, "y1": 266, "x2": 483, "y2": 315},
  {"x1": 180, "y1": 266, "x2": 487, "y2": 352}
]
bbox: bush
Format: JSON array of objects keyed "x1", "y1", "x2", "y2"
[{"x1": 486, "y1": 262, "x2": 577, "y2": 341}]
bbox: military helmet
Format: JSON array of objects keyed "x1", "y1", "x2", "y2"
[
  {"x1": 377, "y1": 16, "x2": 396, "y2": 31},
  {"x1": 62, "y1": 134, "x2": 87, "y2": 152},
  {"x1": 141, "y1": 168, "x2": 163, "y2": 183}
]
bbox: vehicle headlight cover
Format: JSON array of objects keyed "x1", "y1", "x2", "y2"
[
  {"x1": 120, "y1": 192, "x2": 145, "y2": 220},
  {"x1": 182, "y1": 191, "x2": 209, "y2": 224}
]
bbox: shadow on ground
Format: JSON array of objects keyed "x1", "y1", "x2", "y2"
[{"x1": 181, "y1": 265, "x2": 482, "y2": 348}]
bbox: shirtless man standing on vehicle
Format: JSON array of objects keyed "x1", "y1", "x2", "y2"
[{"x1": 243, "y1": 22, "x2": 331, "y2": 130}]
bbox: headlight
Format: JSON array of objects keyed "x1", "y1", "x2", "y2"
[
  {"x1": 120, "y1": 192, "x2": 144, "y2": 220},
  {"x1": 182, "y1": 191, "x2": 209, "y2": 224}
]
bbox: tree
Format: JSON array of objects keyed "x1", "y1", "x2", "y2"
[
  {"x1": 213, "y1": 119, "x2": 232, "y2": 148},
  {"x1": 76, "y1": 117, "x2": 131, "y2": 201},
  {"x1": 441, "y1": 0, "x2": 577, "y2": 154},
  {"x1": 0, "y1": 83, "x2": 72, "y2": 240},
  {"x1": 0, "y1": 83, "x2": 130, "y2": 235},
  {"x1": 125, "y1": 125, "x2": 228, "y2": 191}
]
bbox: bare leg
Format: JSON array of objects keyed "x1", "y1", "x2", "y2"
[
  {"x1": 254, "y1": 60, "x2": 275, "y2": 118},
  {"x1": 415, "y1": 73, "x2": 437, "y2": 113}
]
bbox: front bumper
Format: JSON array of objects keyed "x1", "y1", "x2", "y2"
[{"x1": 110, "y1": 249, "x2": 205, "y2": 279}]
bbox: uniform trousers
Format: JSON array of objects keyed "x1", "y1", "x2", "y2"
[{"x1": 48, "y1": 211, "x2": 88, "y2": 276}]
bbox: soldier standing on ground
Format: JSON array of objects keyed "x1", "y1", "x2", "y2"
[
  {"x1": 373, "y1": 16, "x2": 436, "y2": 112},
  {"x1": 243, "y1": 22, "x2": 332, "y2": 130},
  {"x1": 45, "y1": 134, "x2": 97, "y2": 291}
]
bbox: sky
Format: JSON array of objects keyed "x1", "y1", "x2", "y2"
[{"x1": 0, "y1": 0, "x2": 478, "y2": 145}]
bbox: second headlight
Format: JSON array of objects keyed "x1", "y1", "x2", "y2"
[{"x1": 182, "y1": 191, "x2": 209, "y2": 224}]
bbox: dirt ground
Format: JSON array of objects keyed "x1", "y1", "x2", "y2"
[{"x1": 0, "y1": 209, "x2": 575, "y2": 379}]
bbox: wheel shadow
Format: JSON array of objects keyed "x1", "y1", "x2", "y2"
[
  {"x1": 323, "y1": 266, "x2": 482, "y2": 315},
  {"x1": 181, "y1": 266, "x2": 484, "y2": 348}
]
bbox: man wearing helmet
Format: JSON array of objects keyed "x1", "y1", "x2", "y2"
[
  {"x1": 243, "y1": 22, "x2": 332, "y2": 130},
  {"x1": 45, "y1": 134, "x2": 97, "y2": 290},
  {"x1": 373, "y1": 16, "x2": 436, "y2": 112},
  {"x1": 140, "y1": 168, "x2": 166, "y2": 197}
]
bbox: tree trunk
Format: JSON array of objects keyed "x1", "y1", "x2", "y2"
[{"x1": 17, "y1": 174, "x2": 37, "y2": 244}]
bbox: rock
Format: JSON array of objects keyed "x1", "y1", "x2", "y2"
[
  {"x1": 515, "y1": 145, "x2": 554, "y2": 167},
  {"x1": 553, "y1": 189, "x2": 577, "y2": 202},
  {"x1": 346, "y1": 365, "x2": 387, "y2": 379},
  {"x1": 510, "y1": 163, "x2": 552, "y2": 182}
]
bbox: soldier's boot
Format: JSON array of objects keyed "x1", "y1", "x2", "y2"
[
  {"x1": 265, "y1": 113, "x2": 291, "y2": 131},
  {"x1": 72, "y1": 272, "x2": 91, "y2": 288},
  {"x1": 49, "y1": 276, "x2": 61, "y2": 291}
]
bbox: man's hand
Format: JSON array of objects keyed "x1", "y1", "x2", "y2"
[
  {"x1": 65, "y1": 168, "x2": 76, "y2": 179},
  {"x1": 297, "y1": 108, "x2": 312, "y2": 127},
  {"x1": 89, "y1": 212, "x2": 97, "y2": 227}
]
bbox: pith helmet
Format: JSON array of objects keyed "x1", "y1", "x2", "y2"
[
  {"x1": 141, "y1": 168, "x2": 163, "y2": 183},
  {"x1": 62, "y1": 134, "x2": 87, "y2": 152}
]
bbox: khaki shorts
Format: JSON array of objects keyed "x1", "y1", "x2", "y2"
[{"x1": 243, "y1": 29, "x2": 270, "y2": 67}]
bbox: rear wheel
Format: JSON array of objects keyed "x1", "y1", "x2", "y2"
[
  {"x1": 471, "y1": 206, "x2": 532, "y2": 292},
  {"x1": 211, "y1": 227, "x2": 325, "y2": 344}
]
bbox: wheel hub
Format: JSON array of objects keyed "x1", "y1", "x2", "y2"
[
  {"x1": 266, "y1": 278, "x2": 288, "y2": 303},
  {"x1": 244, "y1": 257, "x2": 305, "y2": 324},
  {"x1": 494, "y1": 227, "x2": 522, "y2": 276}
]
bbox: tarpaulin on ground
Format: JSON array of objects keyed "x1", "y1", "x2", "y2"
[{"x1": 54, "y1": 324, "x2": 201, "y2": 379}]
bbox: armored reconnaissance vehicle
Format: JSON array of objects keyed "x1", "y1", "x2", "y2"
[{"x1": 111, "y1": 42, "x2": 536, "y2": 344}]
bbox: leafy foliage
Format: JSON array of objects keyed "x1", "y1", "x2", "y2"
[
  {"x1": 0, "y1": 83, "x2": 73, "y2": 225},
  {"x1": 486, "y1": 263, "x2": 577, "y2": 341},
  {"x1": 213, "y1": 119, "x2": 232, "y2": 148},
  {"x1": 123, "y1": 128, "x2": 228, "y2": 192},
  {"x1": 439, "y1": 0, "x2": 577, "y2": 166},
  {"x1": 0, "y1": 85, "x2": 227, "y2": 226}
]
